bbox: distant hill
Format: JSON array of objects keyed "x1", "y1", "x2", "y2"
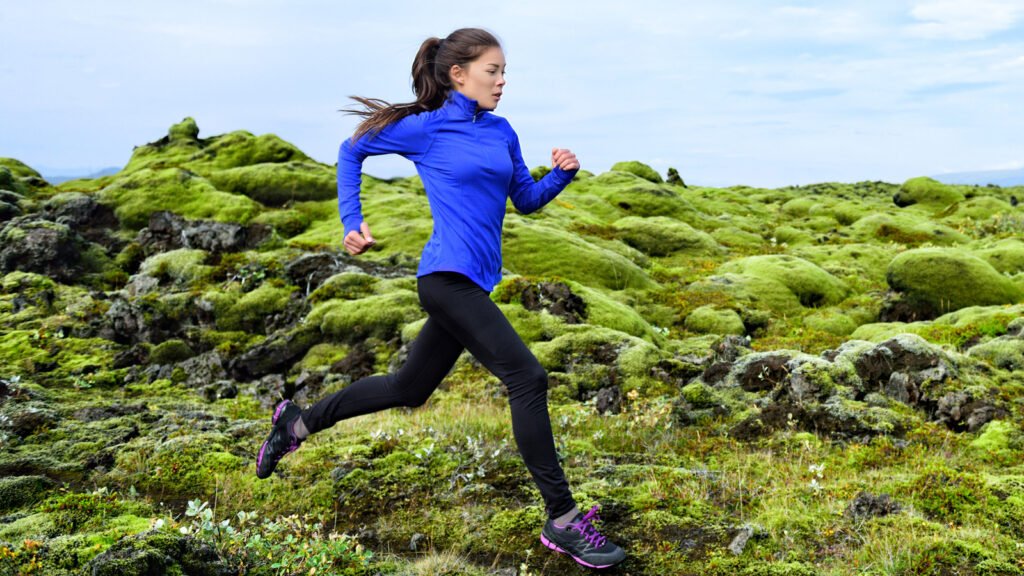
[
  {"x1": 41, "y1": 166, "x2": 121, "y2": 184},
  {"x1": 933, "y1": 166, "x2": 1024, "y2": 187}
]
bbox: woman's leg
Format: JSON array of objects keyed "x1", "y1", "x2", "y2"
[
  {"x1": 417, "y1": 272, "x2": 577, "y2": 519},
  {"x1": 299, "y1": 314, "x2": 465, "y2": 434}
]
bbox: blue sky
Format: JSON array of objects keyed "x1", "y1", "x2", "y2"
[{"x1": 2, "y1": 0, "x2": 1023, "y2": 187}]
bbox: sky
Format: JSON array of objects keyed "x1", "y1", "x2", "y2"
[{"x1": 2, "y1": 0, "x2": 1023, "y2": 188}]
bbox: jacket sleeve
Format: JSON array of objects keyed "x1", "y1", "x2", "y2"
[
  {"x1": 506, "y1": 123, "x2": 577, "y2": 215},
  {"x1": 338, "y1": 113, "x2": 433, "y2": 236}
]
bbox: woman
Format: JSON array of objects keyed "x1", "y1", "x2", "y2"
[{"x1": 255, "y1": 27, "x2": 625, "y2": 569}]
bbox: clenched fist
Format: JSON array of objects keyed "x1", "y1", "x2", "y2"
[{"x1": 344, "y1": 221, "x2": 376, "y2": 255}]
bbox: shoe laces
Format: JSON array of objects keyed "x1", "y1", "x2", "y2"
[{"x1": 569, "y1": 505, "x2": 607, "y2": 548}]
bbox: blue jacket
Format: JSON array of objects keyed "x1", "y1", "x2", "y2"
[{"x1": 338, "y1": 90, "x2": 577, "y2": 293}]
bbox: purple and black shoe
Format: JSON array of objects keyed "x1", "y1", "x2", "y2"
[
  {"x1": 255, "y1": 399, "x2": 302, "y2": 479},
  {"x1": 540, "y1": 505, "x2": 626, "y2": 569}
]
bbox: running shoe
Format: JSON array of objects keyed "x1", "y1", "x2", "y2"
[
  {"x1": 256, "y1": 399, "x2": 302, "y2": 479},
  {"x1": 540, "y1": 505, "x2": 626, "y2": 569}
]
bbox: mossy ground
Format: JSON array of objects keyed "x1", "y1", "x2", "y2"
[{"x1": 2, "y1": 125, "x2": 1023, "y2": 574}]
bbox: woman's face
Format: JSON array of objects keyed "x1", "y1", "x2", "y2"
[{"x1": 451, "y1": 46, "x2": 506, "y2": 111}]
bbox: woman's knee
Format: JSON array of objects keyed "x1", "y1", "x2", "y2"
[{"x1": 508, "y1": 362, "x2": 549, "y2": 401}]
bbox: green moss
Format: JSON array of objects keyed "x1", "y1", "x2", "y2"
[
  {"x1": 970, "y1": 420, "x2": 1022, "y2": 463},
  {"x1": 851, "y1": 211, "x2": 969, "y2": 246},
  {"x1": 0, "y1": 157, "x2": 43, "y2": 180},
  {"x1": 97, "y1": 168, "x2": 262, "y2": 229},
  {"x1": 968, "y1": 338, "x2": 1024, "y2": 371},
  {"x1": 718, "y1": 254, "x2": 850, "y2": 308},
  {"x1": 0, "y1": 476, "x2": 54, "y2": 513},
  {"x1": 309, "y1": 272, "x2": 380, "y2": 304},
  {"x1": 610, "y1": 160, "x2": 663, "y2": 183},
  {"x1": 502, "y1": 216, "x2": 655, "y2": 291},
  {"x1": 205, "y1": 161, "x2": 335, "y2": 206},
  {"x1": 684, "y1": 305, "x2": 746, "y2": 335},
  {"x1": 613, "y1": 215, "x2": 723, "y2": 256},
  {"x1": 306, "y1": 290, "x2": 424, "y2": 342},
  {"x1": 895, "y1": 176, "x2": 967, "y2": 207},
  {"x1": 138, "y1": 248, "x2": 211, "y2": 286},
  {"x1": 974, "y1": 238, "x2": 1024, "y2": 274},
  {"x1": 149, "y1": 339, "x2": 193, "y2": 365},
  {"x1": 296, "y1": 342, "x2": 351, "y2": 370},
  {"x1": 801, "y1": 308, "x2": 858, "y2": 336},
  {"x1": 250, "y1": 208, "x2": 310, "y2": 237},
  {"x1": 887, "y1": 248, "x2": 1023, "y2": 315},
  {"x1": 216, "y1": 283, "x2": 295, "y2": 332}
]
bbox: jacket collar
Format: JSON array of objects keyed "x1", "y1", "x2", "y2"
[{"x1": 446, "y1": 90, "x2": 484, "y2": 120}]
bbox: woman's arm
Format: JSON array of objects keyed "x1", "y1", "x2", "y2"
[
  {"x1": 337, "y1": 113, "x2": 434, "y2": 238},
  {"x1": 506, "y1": 126, "x2": 579, "y2": 215}
]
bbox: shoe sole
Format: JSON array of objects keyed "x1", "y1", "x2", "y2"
[{"x1": 540, "y1": 533, "x2": 618, "y2": 569}]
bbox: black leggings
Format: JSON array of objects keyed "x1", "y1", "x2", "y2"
[{"x1": 300, "y1": 271, "x2": 576, "y2": 519}]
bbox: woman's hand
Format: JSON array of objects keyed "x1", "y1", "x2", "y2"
[
  {"x1": 344, "y1": 222, "x2": 376, "y2": 255},
  {"x1": 551, "y1": 148, "x2": 580, "y2": 172}
]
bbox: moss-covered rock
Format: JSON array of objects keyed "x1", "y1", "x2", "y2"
[
  {"x1": 967, "y1": 338, "x2": 1024, "y2": 371},
  {"x1": 85, "y1": 529, "x2": 228, "y2": 576},
  {"x1": 216, "y1": 283, "x2": 296, "y2": 333},
  {"x1": 306, "y1": 290, "x2": 424, "y2": 342},
  {"x1": 0, "y1": 475, "x2": 55, "y2": 513},
  {"x1": 502, "y1": 216, "x2": 655, "y2": 291},
  {"x1": 974, "y1": 238, "x2": 1024, "y2": 274},
  {"x1": 149, "y1": 339, "x2": 193, "y2": 365},
  {"x1": 206, "y1": 161, "x2": 335, "y2": 206},
  {"x1": 894, "y1": 177, "x2": 966, "y2": 207},
  {"x1": 684, "y1": 305, "x2": 745, "y2": 335},
  {"x1": 850, "y1": 212, "x2": 968, "y2": 246},
  {"x1": 613, "y1": 216, "x2": 723, "y2": 257},
  {"x1": 610, "y1": 160, "x2": 663, "y2": 183},
  {"x1": 97, "y1": 168, "x2": 262, "y2": 229},
  {"x1": 137, "y1": 248, "x2": 211, "y2": 288},
  {"x1": 718, "y1": 254, "x2": 850, "y2": 308},
  {"x1": 886, "y1": 247, "x2": 1023, "y2": 317}
]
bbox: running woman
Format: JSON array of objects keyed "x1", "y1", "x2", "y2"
[{"x1": 255, "y1": 27, "x2": 625, "y2": 569}]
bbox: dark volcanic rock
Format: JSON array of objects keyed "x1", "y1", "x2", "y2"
[
  {"x1": 136, "y1": 211, "x2": 271, "y2": 255},
  {"x1": 519, "y1": 281, "x2": 587, "y2": 324},
  {"x1": 0, "y1": 217, "x2": 85, "y2": 282},
  {"x1": 86, "y1": 529, "x2": 231, "y2": 576},
  {"x1": 735, "y1": 352, "x2": 791, "y2": 392},
  {"x1": 846, "y1": 491, "x2": 902, "y2": 519},
  {"x1": 329, "y1": 342, "x2": 377, "y2": 382},
  {"x1": 230, "y1": 327, "x2": 321, "y2": 380}
]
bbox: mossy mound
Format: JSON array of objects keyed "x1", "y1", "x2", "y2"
[
  {"x1": 894, "y1": 176, "x2": 966, "y2": 207},
  {"x1": 850, "y1": 212, "x2": 968, "y2": 245},
  {"x1": 610, "y1": 160, "x2": 663, "y2": 183},
  {"x1": 613, "y1": 216, "x2": 723, "y2": 257},
  {"x1": 97, "y1": 168, "x2": 262, "y2": 229},
  {"x1": 967, "y1": 338, "x2": 1024, "y2": 372},
  {"x1": 137, "y1": 249, "x2": 211, "y2": 287},
  {"x1": 684, "y1": 305, "x2": 745, "y2": 335},
  {"x1": 123, "y1": 118, "x2": 311, "y2": 175},
  {"x1": 887, "y1": 248, "x2": 1023, "y2": 316},
  {"x1": 502, "y1": 217, "x2": 655, "y2": 291},
  {"x1": 718, "y1": 254, "x2": 850, "y2": 308},
  {"x1": 306, "y1": 290, "x2": 424, "y2": 342},
  {"x1": 205, "y1": 161, "x2": 335, "y2": 206},
  {"x1": 973, "y1": 238, "x2": 1024, "y2": 274},
  {"x1": 0, "y1": 157, "x2": 43, "y2": 180}
]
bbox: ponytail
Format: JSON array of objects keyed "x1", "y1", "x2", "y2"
[{"x1": 345, "y1": 28, "x2": 501, "y2": 141}]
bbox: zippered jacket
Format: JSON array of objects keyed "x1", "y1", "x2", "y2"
[{"x1": 338, "y1": 90, "x2": 578, "y2": 293}]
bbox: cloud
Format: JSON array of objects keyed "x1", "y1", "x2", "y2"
[
  {"x1": 907, "y1": 0, "x2": 1024, "y2": 40},
  {"x1": 908, "y1": 81, "x2": 1001, "y2": 97}
]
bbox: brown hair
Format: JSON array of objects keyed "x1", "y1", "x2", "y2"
[{"x1": 345, "y1": 28, "x2": 501, "y2": 141}]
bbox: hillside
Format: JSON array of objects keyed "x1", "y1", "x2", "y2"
[{"x1": 2, "y1": 118, "x2": 1024, "y2": 575}]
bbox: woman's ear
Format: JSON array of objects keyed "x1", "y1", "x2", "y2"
[{"x1": 449, "y1": 64, "x2": 464, "y2": 87}]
